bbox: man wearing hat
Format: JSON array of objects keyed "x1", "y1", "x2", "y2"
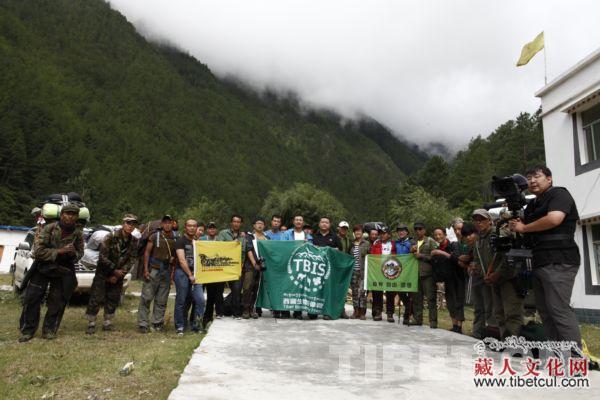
[
  {"x1": 472, "y1": 209, "x2": 523, "y2": 339},
  {"x1": 410, "y1": 222, "x2": 439, "y2": 328},
  {"x1": 337, "y1": 221, "x2": 352, "y2": 254},
  {"x1": 85, "y1": 214, "x2": 139, "y2": 334},
  {"x1": 19, "y1": 203, "x2": 84, "y2": 342},
  {"x1": 395, "y1": 223, "x2": 413, "y2": 325},
  {"x1": 138, "y1": 214, "x2": 177, "y2": 332},
  {"x1": 470, "y1": 209, "x2": 501, "y2": 339}
]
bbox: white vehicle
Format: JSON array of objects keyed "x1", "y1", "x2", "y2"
[{"x1": 10, "y1": 227, "x2": 131, "y2": 297}]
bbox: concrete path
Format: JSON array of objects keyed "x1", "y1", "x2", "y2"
[{"x1": 169, "y1": 308, "x2": 600, "y2": 400}]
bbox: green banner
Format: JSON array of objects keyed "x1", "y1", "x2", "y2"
[
  {"x1": 256, "y1": 241, "x2": 354, "y2": 319},
  {"x1": 364, "y1": 254, "x2": 419, "y2": 292}
]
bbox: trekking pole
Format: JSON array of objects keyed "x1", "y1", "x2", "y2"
[{"x1": 466, "y1": 274, "x2": 473, "y2": 304}]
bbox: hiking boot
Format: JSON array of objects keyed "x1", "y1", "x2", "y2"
[
  {"x1": 242, "y1": 312, "x2": 251, "y2": 319},
  {"x1": 429, "y1": 322, "x2": 438, "y2": 329},
  {"x1": 308, "y1": 314, "x2": 318, "y2": 320},
  {"x1": 86, "y1": 325, "x2": 96, "y2": 335},
  {"x1": 255, "y1": 308, "x2": 262, "y2": 317},
  {"x1": 234, "y1": 315, "x2": 242, "y2": 320},
  {"x1": 251, "y1": 312, "x2": 259, "y2": 319},
  {"x1": 373, "y1": 313, "x2": 382, "y2": 321},
  {"x1": 41, "y1": 332, "x2": 56, "y2": 340},
  {"x1": 340, "y1": 310, "x2": 349, "y2": 319},
  {"x1": 216, "y1": 314, "x2": 223, "y2": 319},
  {"x1": 102, "y1": 324, "x2": 115, "y2": 332},
  {"x1": 323, "y1": 315, "x2": 332, "y2": 320},
  {"x1": 408, "y1": 320, "x2": 422, "y2": 326},
  {"x1": 152, "y1": 323, "x2": 164, "y2": 332},
  {"x1": 387, "y1": 314, "x2": 395, "y2": 323},
  {"x1": 351, "y1": 308, "x2": 359, "y2": 319},
  {"x1": 359, "y1": 308, "x2": 367, "y2": 321},
  {"x1": 402, "y1": 318, "x2": 410, "y2": 326},
  {"x1": 138, "y1": 326, "x2": 148, "y2": 334},
  {"x1": 294, "y1": 313, "x2": 303, "y2": 320},
  {"x1": 272, "y1": 311, "x2": 281, "y2": 319},
  {"x1": 18, "y1": 333, "x2": 33, "y2": 343},
  {"x1": 176, "y1": 328, "x2": 184, "y2": 336},
  {"x1": 281, "y1": 312, "x2": 291, "y2": 319}
]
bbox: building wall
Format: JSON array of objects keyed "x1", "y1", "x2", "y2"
[{"x1": 539, "y1": 54, "x2": 600, "y2": 316}]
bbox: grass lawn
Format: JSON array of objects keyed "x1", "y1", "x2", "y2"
[
  {"x1": 1, "y1": 274, "x2": 599, "y2": 399},
  {"x1": 0, "y1": 274, "x2": 203, "y2": 400}
]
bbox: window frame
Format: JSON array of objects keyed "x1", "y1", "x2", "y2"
[
  {"x1": 573, "y1": 102, "x2": 600, "y2": 175},
  {"x1": 582, "y1": 224, "x2": 600, "y2": 295}
]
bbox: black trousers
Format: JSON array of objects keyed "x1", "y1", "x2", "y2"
[
  {"x1": 203, "y1": 282, "x2": 225, "y2": 325},
  {"x1": 20, "y1": 271, "x2": 73, "y2": 336},
  {"x1": 444, "y1": 269, "x2": 466, "y2": 322},
  {"x1": 372, "y1": 291, "x2": 399, "y2": 316}
]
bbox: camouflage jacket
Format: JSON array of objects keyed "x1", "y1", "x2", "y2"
[
  {"x1": 33, "y1": 222, "x2": 84, "y2": 267},
  {"x1": 473, "y1": 229, "x2": 514, "y2": 285},
  {"x1": 410, "y1": 236, "x2": 438, "y2": 277},
  {"x1": 98, "y1": 228, "x2": 139, "y2": 276}
]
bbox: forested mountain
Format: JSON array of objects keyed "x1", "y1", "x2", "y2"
[
  {"x1": 0, "y1": 0, "x2": 427, "y2": 226},
  {"x1": 411, "y1": 110, "x2": 545, "y2": 219}
]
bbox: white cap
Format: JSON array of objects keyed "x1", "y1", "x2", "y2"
[{"x1": 338, "y1": 221, "x2": 350, "y2": 228}]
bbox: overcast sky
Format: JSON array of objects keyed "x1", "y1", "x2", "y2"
[{"x1": 109, "y1": 0, "x2": 600, "y2": 151}]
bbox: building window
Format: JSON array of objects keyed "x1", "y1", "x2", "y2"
[
  {"x1": 593, "y1": 224, "x2": 600, "y2": 284},
  {"x1": 582, "y1": 104, "x2": 600, "y2": 164}
]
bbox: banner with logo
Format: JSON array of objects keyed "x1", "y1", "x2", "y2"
[
  {"x1": 193, "y1": 241, "x2": 242, "y2": 284},
  {"x1": 255, "y1": 241, "x2": 354, "y2": 319},
  {"x1": 364, "y1": 254, "x2": 419, "y2": 292}
]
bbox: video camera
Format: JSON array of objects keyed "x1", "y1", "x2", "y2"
[{"x1": 485, "y1": 174, "x2": 533, "y2": 298}]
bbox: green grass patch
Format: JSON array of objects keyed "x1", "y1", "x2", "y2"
[{"x1": 0, "y1": 280, "x2": 203, "y2": 400}]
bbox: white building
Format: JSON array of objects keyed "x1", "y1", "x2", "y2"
[
  {"x1": 0, "y1": 226, "x2": 30, "y2": 274},
  {"x1": 536, "y1": 48, "x2": 600, "y2": 323}
]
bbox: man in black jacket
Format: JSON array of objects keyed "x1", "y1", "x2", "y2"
[{"x1": 509, "y1": 165, "x2": 581, "y2": 348}]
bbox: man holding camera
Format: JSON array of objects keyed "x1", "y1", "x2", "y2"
[{"x1": 509, "y1": 165, "x2": 581, "y2": 348}]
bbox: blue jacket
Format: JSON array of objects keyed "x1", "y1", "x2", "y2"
[
  {"x1": 265, "y1": 230, "x2": 286, "y2": 240},
  {"x1": 395, "y1": 238, "x2": 412, "y2": 254},
  {"x1": 281, "y1": 229, "x2": 313, "y2": 243}
]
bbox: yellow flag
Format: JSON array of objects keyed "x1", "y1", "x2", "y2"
[
  {"x1": 516, "y1": 32, "x2": 544, "y2": 66},
  {"x1": 193, "y1": 241, "x2": 242, "y2": 283}
]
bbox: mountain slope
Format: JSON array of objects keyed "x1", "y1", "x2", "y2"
[{"x1": 0, "y1": 0, "x2": 425, "y2": 225}]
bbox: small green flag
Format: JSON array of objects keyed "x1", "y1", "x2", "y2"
[
  {"x1": 364, "y1": 254, "x2": 419, "y2": 292},
  {"x1": 516, "y1": 31, "x2": 544, "y2": 67}
]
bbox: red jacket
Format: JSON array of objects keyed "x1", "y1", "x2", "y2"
[{"x1": 369, "y1": 239, "x2": 396, "y2": 255}]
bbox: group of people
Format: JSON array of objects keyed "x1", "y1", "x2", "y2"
[{"x1": 18, "y1": 164, "x2": 583, "y2": 354}]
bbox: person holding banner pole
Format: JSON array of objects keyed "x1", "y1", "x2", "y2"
[
  {"x1": 201, "y1": 222, "x2": 225, "y2": 326},
  {"x1": 410, "y1": 222, "x2": 439, "y2": 328},
  {"x1": 242, "y1": 217, "x2": 269, "y2": 319},
  {"x1": 312, "y1": 216, "x2": 343, "y2": 320},
  {"x1": 173, "y1": 219, "x2": 206, "y2": 335},
  {"x1": 394, "y1": 224, "x2": 413, "y2": 325},
  {"x1": 217, "y1": 215, "x2": 245, "y2": 320},
  {"x1": 369, "y1": 226, "x2": 396, "y2": 322},
  {"x1": 281, "y1": 213, "x2": 313, "y2": 319}
]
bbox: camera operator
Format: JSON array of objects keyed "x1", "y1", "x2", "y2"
[{"x1": 508, "y1": 165, "x2": 581, "y2": 348}]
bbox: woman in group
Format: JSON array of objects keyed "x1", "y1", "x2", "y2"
[{"x1": 350, "y1": 224, "x2": 370, "y2": 320}]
